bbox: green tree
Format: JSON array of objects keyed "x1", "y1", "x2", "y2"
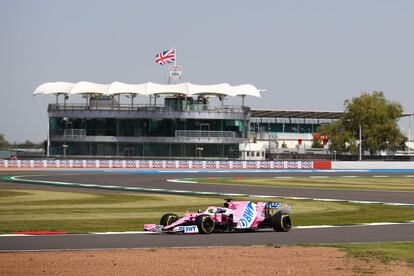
[
  {"x1": 311, "y1": 136, "x2": 324, "y2": 148},
  {"x1": 319, "y1": 92, "x2": 406, "y2": 155},
  {"x1": 17, "y1": 140, "x2": 36, "y2": 149},
  {"x1": 0, "y1": 133, "x2": 9, "y2": 148}
]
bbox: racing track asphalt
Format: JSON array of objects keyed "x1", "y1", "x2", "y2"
[
  {"x1": 1, "y1": 223, "x2": 414, "y2": 251},
  {"x1": 0, "y1": 170, "x2": 414, "y2": 251},
  {"x1": 16, "y1": 171, "x2": 414, "y2": 204}
]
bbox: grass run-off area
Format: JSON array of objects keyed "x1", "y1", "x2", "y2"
[
  {"x1": 190, "y1": 176, "x2": 414, "y2": 192},
  {"x1": 0, "y1": 188, "x2": 413, "y2": 233}
]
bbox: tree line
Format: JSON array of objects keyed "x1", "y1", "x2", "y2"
[
  {"x1": 316, "y1": 91, "x2": 407, "y2": 155},
  {"x1": 0, "y1": 133, "x2": 43, "y2": 149}
]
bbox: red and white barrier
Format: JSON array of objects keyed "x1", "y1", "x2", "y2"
[{"x1": 0, "y1": 160, "x2": 331, "y2": 169}]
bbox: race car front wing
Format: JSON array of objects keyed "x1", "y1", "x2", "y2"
[{"x1": 144, "y1": 224, "x2": 199, "y2": 234}]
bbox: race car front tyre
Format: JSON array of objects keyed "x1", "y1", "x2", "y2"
[
  {"x1": 195, "y1": 215, "x2": 215, "y2": 234},
  {"x1": 160, "y1": 213, "x2": 179, "y2": 226},
  {"x1": 271, "y1": 211, "x2": 292, "y2": 232}
]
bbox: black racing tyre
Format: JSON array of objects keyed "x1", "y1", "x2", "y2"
[
  {"x1": 160, "y1": 213, "x2": 179, "y2": 226},
  {"x1": 271, "y1": 211, "x2": 292, "y2": 232},
  {"x1": 195, "y1": 215, "x2": 215, "y2": 234}
]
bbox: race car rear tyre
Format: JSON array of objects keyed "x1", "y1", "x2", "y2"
[
  {"x1": 195, "y1": 215, "x2": 215, "y2": 234},
  {"x1": 160, "y1": 213, "x2": 179, "y2": 226},
  {"x1": 271, "y1": 211, "x2": 292, "y2": 232}
]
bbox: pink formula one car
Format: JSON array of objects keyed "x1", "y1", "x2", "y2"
[{"x1": 144, "y1": 199, "x2": 292, "y2": 234}]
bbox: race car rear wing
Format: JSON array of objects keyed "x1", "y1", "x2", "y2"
[{"x1": 263, "y1": 202, "x2": 292, "y2": 213}]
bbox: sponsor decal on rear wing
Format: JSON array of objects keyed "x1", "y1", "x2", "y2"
[{"x1": 264, "y1": 202, "x2": 292, "y2": 213}]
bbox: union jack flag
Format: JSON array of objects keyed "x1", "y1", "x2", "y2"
[{"x1": 155, "y1": 48, "x2": 175, "y2": 65}]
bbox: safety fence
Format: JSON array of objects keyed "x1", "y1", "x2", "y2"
[{"x1": 0, "y1": 160, "x2": 332, "y2": 169}]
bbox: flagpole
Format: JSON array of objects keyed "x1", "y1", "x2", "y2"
[
  {"x1": 168, "y1": 59, "x2": 171, "y2": 84},
  {"x1": 174, "y1": 47, "x2": 177, "y2": 67},
  {"x1": 168, "y1": 47, "x2": 176, "y2": 84},
  {"x1": 168, "y1": 48, "x2": 173, "y2": 84}
]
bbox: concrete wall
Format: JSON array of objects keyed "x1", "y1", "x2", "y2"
[{"x1": 332, "y1": 161, "x2": 414, "y2": 170}]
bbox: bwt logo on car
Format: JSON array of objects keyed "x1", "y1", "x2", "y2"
[
  {"x1": 239, "y1": 202, "x2": 256, "y2": 228},
  {"x1": 176, "y1": 225, "x2": 198, "y2": 233}
]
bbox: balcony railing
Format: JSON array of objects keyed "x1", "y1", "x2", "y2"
[
  {"x1": 175, "y1": 130, "x2": 236, "y2": 138},
  {"x1": 48, "y1": 104, "x2": 248, "y2": 113},
  {"x1": 51, "y1": 129, "x2": 239, "y2": 139},
  {"x1": 63, "y1": 129, "x2": 86, "y2": 138}
]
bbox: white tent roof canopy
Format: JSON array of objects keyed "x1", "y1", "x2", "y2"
[
  {"x1": 33, "y1": 82, "x2": 74, "y2": 95},
  {"x1": 107, "y1": 82, "x2": 148, "y2": 96},
  {"x1": 232, "y1": 84, "x2": 266, "y2": 97},
  {"x1": 146, "y1": 82, "x2": 190, "y2": 95},
  {"x1": 33, "y1": 81, "x2": 263, "y2": 97},
  {"x1": 188, "y1": 83, "x2": 234, "y2": 96},
  {"x1": 70, "y1": 81, "x2": 109, "y2": 95}
]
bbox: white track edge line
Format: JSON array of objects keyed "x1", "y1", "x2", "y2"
[{"x1": 2, "y1": 221, "x2": 414, "y2": 237}]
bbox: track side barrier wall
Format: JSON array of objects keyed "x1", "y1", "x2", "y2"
[
  {"x1": 312, "y1": 161, "x2": 332, "y2": 170},
  {"x1": 6, "y1": 160, "x2": 414, "y2": 170},
  {"x1": 332, "y1": 161, "x2": 414, "y2": 170},
  {"x1": 0, "y1": 160, "x2": 325, "y2": 170}
]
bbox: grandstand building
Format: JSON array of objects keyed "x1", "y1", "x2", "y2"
[
  {"x1": 245, "y1": 110, "x2": 342, "y2": 160},
  {"x1": 35, "y1": 81, "x2": 341, "y2": 159}
]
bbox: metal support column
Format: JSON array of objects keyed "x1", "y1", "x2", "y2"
[{"x1": 359, "y1": 123, "x2": 362, "y2": 161}]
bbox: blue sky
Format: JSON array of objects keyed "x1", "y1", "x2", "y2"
[{"x1": 1, "y1": 1, "x2": 413, "y2": 142}]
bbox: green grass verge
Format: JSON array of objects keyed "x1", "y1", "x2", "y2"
[
  {"x1": 191, "y1": 177, "x2": 414, "y2": 192},
  {"x1": 0, "y1": 189, "x2": 223, "y2": 233},
  {"x1": 332, "y1": 242, "x2": 414, "y2": 267},
  {"x1": 0, "y1": 188, "x2": 413, "y2": 233}
]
